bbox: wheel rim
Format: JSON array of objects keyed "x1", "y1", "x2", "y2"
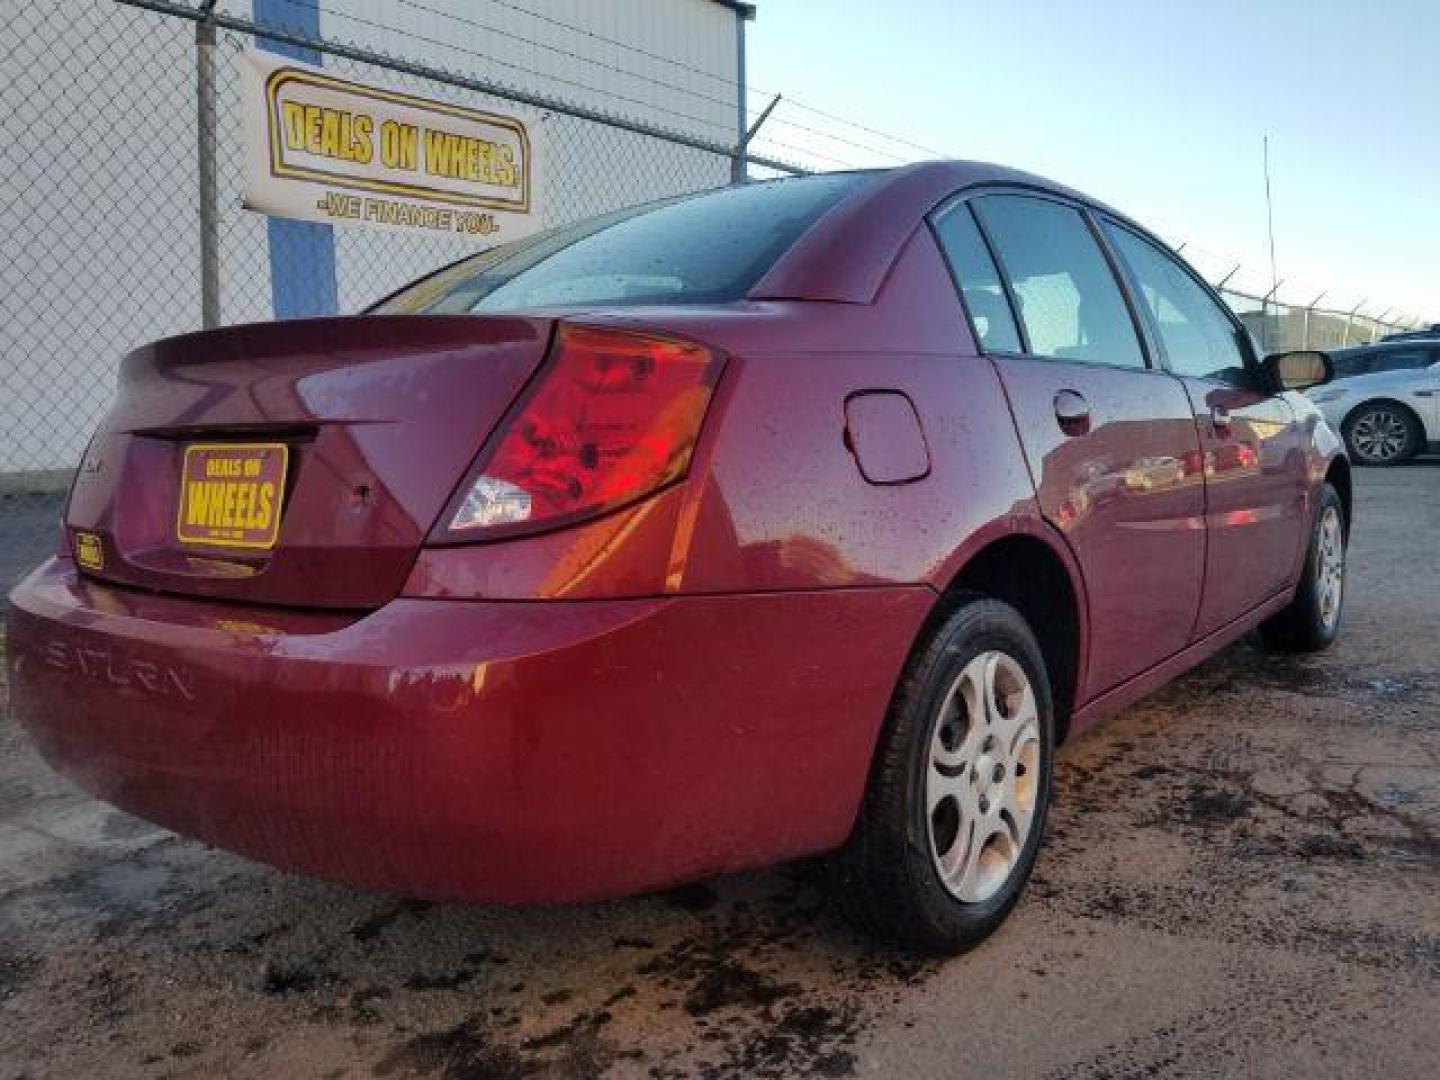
[
  {"x1": 1351, "y1": 409, "x2": 1408, "y2": 461},
  {"x1": 926, "y1": 651, "x2": 1042, "y2": 903},
  {"x1": 1317, "y1": 504, "x2": 1344, "y2": 630}
]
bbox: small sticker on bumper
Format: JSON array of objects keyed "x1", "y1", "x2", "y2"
[{"x1": 74, "y1": 531, "x2": 104, "y2": 570}]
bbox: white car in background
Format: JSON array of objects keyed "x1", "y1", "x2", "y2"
[{"x1": 1307, "y1": 340, "x2": 1440, "y2": 465}]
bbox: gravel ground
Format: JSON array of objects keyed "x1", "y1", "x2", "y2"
[{"x1": 2, "y1": 462, "x2": 1437, "y2": 1079}]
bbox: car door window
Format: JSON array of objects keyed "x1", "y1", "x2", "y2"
[
  {"x1": 930, "y1": 202, "x2": 1024, "y2": 353},
  {"x1": 1332, "y1": 350, "x2": 1370, "y2": 377},
  {"x1": 1103, "y1": 222, "x2": 1250, "y2": 386},
  {"x1": 971, "y1": 195, "x2": 1144, "y2": 369},
  {"x1": 1369, "y1": 349, "x2": 1430, "y2": 374}
]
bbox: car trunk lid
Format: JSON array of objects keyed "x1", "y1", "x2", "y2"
[{"x1": 65, "y1": 315, "x2": 551, "y2": 608}]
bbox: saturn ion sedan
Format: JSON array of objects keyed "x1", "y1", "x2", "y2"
[{"x1": 6, "y1": 163, "x2": 1351, "y2": 954}]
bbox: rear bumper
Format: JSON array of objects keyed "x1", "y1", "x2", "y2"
[{"x1": 6, "y1": 559, "x2": 929, "y2": 903}]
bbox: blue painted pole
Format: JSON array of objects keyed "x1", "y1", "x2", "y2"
[{"x1": 253, "y1": 0, "x2": 338, "y2": 319}]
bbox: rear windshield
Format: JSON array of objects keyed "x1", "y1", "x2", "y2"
[{"x1": 374, "y1": 172, "x2": 872, "y2": 314}]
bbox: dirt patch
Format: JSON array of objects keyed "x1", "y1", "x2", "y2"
[{"x1": 375, "y1": 1019, "x2": 536, "y2": 1080}]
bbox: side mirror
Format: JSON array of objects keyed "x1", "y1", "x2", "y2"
[{"x1": 1264, "y1": 350, "x2": 1332, "y2": 392}]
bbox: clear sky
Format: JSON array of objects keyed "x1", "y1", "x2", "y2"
[{"x1": 746, "y1": 0, "x2": 1439, "y2": 323}]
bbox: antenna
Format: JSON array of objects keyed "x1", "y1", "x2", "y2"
[{"x1": 1263, "y1": 135, "x2": 1279, "y2": 301}]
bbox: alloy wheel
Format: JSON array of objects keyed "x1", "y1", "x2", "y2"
[
  {"x1": 926, "y1": 650, "x2": 1042, "y2": 903},
  {"x1": 1350, "y1": 408, "x2": 1410, "y2": 462},
  {"x1": 1317, "y1": 504, "x2": 1345, "y2": 630}
]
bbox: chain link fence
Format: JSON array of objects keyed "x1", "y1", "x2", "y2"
[
  {"x1": 0, "y1": 0, "x2": 1425, "y2": 595},
  {"x1": 1215, "y1": 285, "x2": 1416, "y2": 354},
  {"x1": 1, "y1": 0, "x2": 770, "y2": 593}
]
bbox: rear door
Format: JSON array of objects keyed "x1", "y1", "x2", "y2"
[
  {"x1": 1099, "y1": 219, "x2": 1309, "y2": 635},
  {"x1": 934, "y1": 193, "x2": 1206, "y2": 699},
  {"x1": 1368, "y1": 347, "x2": 1440, "y2": 440}
]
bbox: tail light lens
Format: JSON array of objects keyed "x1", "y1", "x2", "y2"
[{"x1": 438, "y1": 324, "x2": 725, "y2": 539}]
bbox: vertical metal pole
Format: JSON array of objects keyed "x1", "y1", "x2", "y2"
[
  {"x1": 731, "y1": 7, "x2": 748, "y2": 183},
  {"x1": 1342, "y1": 302, "x2": 1364, "y2": 348},
  {"x1": 1260, "y1": 280, "x2": 1284, "y2": 354},
  {"x1": 1305, "y1": 292, "x2": 1325, "y2": 350},
  {"x1": 196, "y1": 1, "x2": 221, "y2": 329},
  {"x1": 1372, "y1": 309, "x2": 1393, "y2": 343},
  {"x1": 1263, "y1": 136, "x2": 1279, "y2": 305}
]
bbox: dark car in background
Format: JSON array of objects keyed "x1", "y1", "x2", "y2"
[{"x1": 1381, "y1": 324, "x2": 1440, "y2": 343}]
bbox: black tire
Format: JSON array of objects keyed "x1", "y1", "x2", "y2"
[
  {"x1": 1342, "y1": 401, "x2": 1421, "y2": 466},
  {"x1": 831, "y1": 595, "x2": 1054, "y2": 955},
  {"x1": 1259, "y1": 483, "x2": 1346, "y2": 652}
]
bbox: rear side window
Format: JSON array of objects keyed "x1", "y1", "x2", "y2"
[
  {"x1": 972, "y1": 195, "x2": 1144, "y2": 369},
  {"x1": 376, "y1": 172, "x2": 871, "y2": 314},
  {"x1": 931, "y1": 203, "x2": 1022, "y2": 353},
  {"x1": 1103, "y1": 222, "x2": 1249, "y2": 385}
]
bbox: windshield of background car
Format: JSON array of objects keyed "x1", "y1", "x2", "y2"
[
  {"x1": 374, "y1": 172, "x2": 874, "y2": 314},
  {"x1": 1330, "y1": 349, "x2": 1368, "y2": 376}
]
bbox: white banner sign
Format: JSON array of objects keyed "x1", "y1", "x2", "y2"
[{"x1": 240, "y1": 50, "x2": 541, "y2": 240}]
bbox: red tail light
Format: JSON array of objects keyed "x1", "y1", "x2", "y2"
[{"x1": 437, "y1": 324, "x2": 725, "y2": 540}]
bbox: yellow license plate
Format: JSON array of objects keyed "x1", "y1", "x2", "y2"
[
  {"x1": 175, "y1": 443, "x2": 289, "y2": 549},
  {"x1": 74, "y1": 530, "x2": 104, "y2": 570}
]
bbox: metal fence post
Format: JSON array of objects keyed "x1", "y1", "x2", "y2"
[
  {"x1": 1260, "y1": 279, "x2": 1284, "y2": 353},
  {"x1": 733, "y1": 93, "x2": 781, "y2": 184},
  {"x1": 196, "y1": 0, "x2": 220, "y2": 329},
  {"x1": 730, "y1": 5, "x2": 747, "y2": 183},
  {"x1": 1342, "y1": 302, "x2": 1364, "y2": 347},
  {"x1": 1373, "y1": 309, "x2": 1393, "y2": 343},
  {"x1": 728, "y1": 4, "x2": 760, "y2": 182},
  {"x1": 1302, "y1": 291, "x2": 1325, "y2": 350}
]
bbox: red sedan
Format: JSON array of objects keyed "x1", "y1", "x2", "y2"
[{"x1": 6, "y1": 163, "x2": 1349, "y2": 954}]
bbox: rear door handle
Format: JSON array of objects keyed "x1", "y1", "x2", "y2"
[
  {"x1": 1211, "y1": 405, "x2": 1232, "y2": 431},
  {"x1": 1053, "y1": 389, "x2": 1091, "y2": 436}
]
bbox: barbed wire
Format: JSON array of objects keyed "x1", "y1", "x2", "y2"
[
  {"x1": 760, "y1": 111, "x2": 913, "y2": 165},
  {"x1": 768, "y1": 95, "x2": 953, "y2": 161}
]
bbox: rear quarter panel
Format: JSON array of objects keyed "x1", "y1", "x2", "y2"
[
  {"x1": 598, "y1": 226, "x2": 1047, "y2": 597},
  {"x1": 673, "y1": 347, "x2": 1038, "y2": 593}
]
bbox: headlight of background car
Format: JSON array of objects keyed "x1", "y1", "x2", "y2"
[{"x1": 1307, "y1": 388, "x2": 1347, "y2": 403}]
